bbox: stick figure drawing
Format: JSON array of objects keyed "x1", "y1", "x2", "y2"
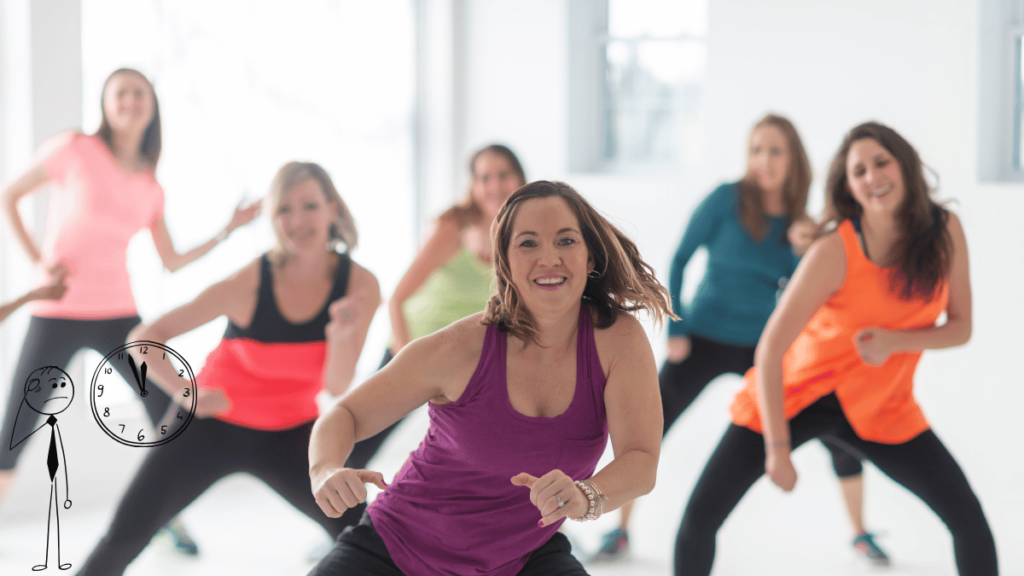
[{"x1": 9, "y1": 366, "x2": 74, "y2": 571}]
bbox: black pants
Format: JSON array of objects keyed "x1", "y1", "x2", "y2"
[
  {"x1": 661, "y1": 334, "x2": 862, "y2": 477},
  {"x1": 76, "y1": 418, "x2": 358, "y2": 575},
  {"x1": 674, "y1": 394, "x2": 998, "y2": 576},
  {"x1": 0, "y1": 316, "x2": 171, "y2": 469},
  {"x1": 309, "y1": 511, "x2": 589, "y2": 576}
]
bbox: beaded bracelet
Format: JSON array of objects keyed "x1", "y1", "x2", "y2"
[{"x1": 571, "y1": 479, "x2": 607, "y2": 522}]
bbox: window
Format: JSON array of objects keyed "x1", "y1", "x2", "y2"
[
  {"x1": 1015, "y1": 21, "x2": 1024, "y2": 171},
  {"x1": 570, "y1": 0, "x2": 709, "y2": 173},
  {"x1": 979, "y1": 0, "x2": 1024, "y2": 181}
]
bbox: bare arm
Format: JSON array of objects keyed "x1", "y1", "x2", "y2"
[
  {"x1": 590, "y1": 314, "x2": 663, "y2": 510},
  {"x1": 128, "y1": 259, "x2": 260, "y2": 400},
  {"x1": 512, "y1": 313, "x2": 664, "y2": 526},
  {"x1": 0, "y1": 296, "x2": 29, "y2": 325},
  {"x1": 387, "y1": 216, "x2": 462, "y2": 351},
  {"x1": 310, "y1": 319, "x2": 476, "y2": 517},
  {"x1": 322, "y1": 262, "x2": 382, "y2": 396},
  {"x1": 2, "y1": 163, "x2": 51, "y2": 264},
  {"x1": 756, "y1": 233, "x2": 846, "y2": 491},
  {"x1": 0, "y1": 274, "x2": 69, "y2": 324},
  {"x1": 149, "y1": 201, "x2": 261, "y2": 273}
]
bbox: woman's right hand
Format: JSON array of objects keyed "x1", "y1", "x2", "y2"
[
  {"x1": 666, "y1": 336, "x2": 691, "y2": 363},
  {"x1": 28, "y1": 265, "x2": 69, "y2": 302},
  {"x1": 311, "y1": 467, "x2": 389, "y2": 518},
  {"x1": 194, "y1": 388, "x2": 231, "y2": 418},
  {"x1": 765, "y1": 448, "x2": 797, "y2": 492}
]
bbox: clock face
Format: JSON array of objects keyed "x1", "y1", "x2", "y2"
[{"x1": 90, "y1": 340, "x2": 197, "y2": 447}]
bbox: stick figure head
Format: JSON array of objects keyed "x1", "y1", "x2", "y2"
[{"x1": 24, "y1": 367, "x2": 74, "y2": 415}]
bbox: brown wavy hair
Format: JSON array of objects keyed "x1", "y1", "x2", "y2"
[
  {"x1": 265, "y1": 162, "x2": 358, "y2": 258},
  {"x1": 737, "y1": 114, "x2": 811, "y2": 241},
  {"x1": 94, "y1": 68, "x2": 162, "y2": 168},
  {"x1": 440, "y1": 144, "x2": 526, "y2": 229},
  {"x1": 482, "y1": 181, "x2": 676, "y2": 345},
  {"x1": 822, "y1": 121, "x2": 951, "y2": 300}
]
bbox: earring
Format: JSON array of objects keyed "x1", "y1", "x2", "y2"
[{"x1": 588, "y1": 269, "x2": 601, "y2": 279}]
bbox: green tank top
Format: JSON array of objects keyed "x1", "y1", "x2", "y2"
[{"x1": 402, "y1": 249, "x2": 494, "y2": 341}]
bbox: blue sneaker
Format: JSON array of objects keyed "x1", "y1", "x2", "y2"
[
  {"x1": 591, "y1": 528, "x2": 628, "y2": 562},
  {"x1": 160, "y1": 518, "x2": 199, "y2": 557},
  {"x1": 853, "y1": 531, "x2": 890, "y2": 566}
]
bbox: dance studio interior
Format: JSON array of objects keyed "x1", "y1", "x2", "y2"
[{"x1": 0, "y1": 0, "x2": 1021, "y2": 574}]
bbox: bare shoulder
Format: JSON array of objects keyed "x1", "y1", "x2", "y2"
[
  {"x1": 346, "y1": 259, "x2": 381, "y2": 300},
  {"x1": 218, "y1": 257, "x2": 263, "y2": 325},
  {"x1": 808, "y1": 227, "x2": 846, "y2": 260},
  {"x1": 593, "y1": 309, "x2": 651, "y2": 378},
  {"x1": 944, "y1": 210, "x2": 966, "y2": 240},
  {"x1": 407, "y1": 312, "x2": 489, "y2": 403},
  {"x1": 427, "y1": 312, "x2": 489, "y2": 368}
]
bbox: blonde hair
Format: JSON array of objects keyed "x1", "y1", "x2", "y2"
[{"x1": 264, "y1": 162, "x2": 358, "y2": 257}]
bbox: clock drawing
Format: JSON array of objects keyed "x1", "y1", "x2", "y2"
[{"x1": 90, "y1": 340, "x2": 197, "y2": 447}]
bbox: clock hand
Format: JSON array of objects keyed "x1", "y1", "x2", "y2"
[
  {"x1": 139, "y1": 361, "x2": 149, "y2": 397},
  {"x1": 127, "y1": 355, "x2": 143, "y2": 394}
]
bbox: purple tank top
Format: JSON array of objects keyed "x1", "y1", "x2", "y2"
[{"x1": 368, "y1": 304, "x2": 609, "y2": 575}]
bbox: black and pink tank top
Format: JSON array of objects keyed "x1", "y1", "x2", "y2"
[{"x1": 196, "y1": 253, "x2": 350, "y2": 430}]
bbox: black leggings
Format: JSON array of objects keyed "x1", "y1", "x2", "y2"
[
  {"x1": 674, "y1": 394, "x2": 998, "y2": 576},
  {"x1": 0, "y1": 316, "x2": 171, "y2": 470},
  {"x1": 76, "y1": 417, "x2": 357, "y2": 575},
  {"x1": 661, "y1": 334, "x2": 862, "y2": 477},
  {"x1": 309, "y1": 511, "x2": 589, "y2": 576}
]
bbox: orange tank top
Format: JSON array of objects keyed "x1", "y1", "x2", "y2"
[{"x1": 730, "y1": 219, "x2": 950, "y2": 444}]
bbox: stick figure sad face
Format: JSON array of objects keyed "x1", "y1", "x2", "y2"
[{"x1": 25, "y1": 366, "x2": 74, "y2": 415}]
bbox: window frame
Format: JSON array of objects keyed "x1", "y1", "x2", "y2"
[
  {"x1": 568, "y1": 0, "x2": 708, "y2": 175},
  {"x1": 979, "y1": 0, "x2": 1024, "y2": 182}
]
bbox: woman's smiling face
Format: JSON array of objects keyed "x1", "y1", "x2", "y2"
[{"x1": 506, "y1": 196, "x2": 593, "y2": 317}]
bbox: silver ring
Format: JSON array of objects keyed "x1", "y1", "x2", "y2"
[{"x1": 555, "y1": 494, "x2": 564, "y2": 508}]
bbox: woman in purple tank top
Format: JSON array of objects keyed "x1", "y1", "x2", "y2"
[{"x1": 309, "y1": 181, "x2": 675, "y2": 575}]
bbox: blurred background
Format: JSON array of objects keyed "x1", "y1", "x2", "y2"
[{"x1": 0, "y1": 0, "x2": 1021, "y2": 574}]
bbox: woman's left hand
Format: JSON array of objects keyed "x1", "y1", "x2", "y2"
[
  {"x1": 853, "y1": 327, "x2": 897, "y2": 366},
  {"x1": 325, "y1": 294, "x2": 366, "y2": 342},
  {"x1": 225, "y1": 200, "x2": 262, "y2": 235},
  {"x1": 511, "y1": 470, "x2": 586, "y2": 527},
  {"x1": 194, "y1": 388, "x2": 231, "y2": 418},
  {"x1": 787, "y1": 217, "x2": 817, "y2": 257}
]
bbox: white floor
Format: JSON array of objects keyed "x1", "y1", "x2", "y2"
[{"x1": 0, "y1": 380, "x2": 1019, "y2": 575}]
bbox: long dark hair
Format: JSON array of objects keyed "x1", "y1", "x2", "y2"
[
  {"x1": 440, "y1": 144, "x2": 526, "y2": 229},
  {"x1": 737, "y1": 114, "x2": 811, "y2": 241},
  {"x1": 93, "y1": 68, "x2": 162, "y2": 168},
  {"x1": 823, "y1": 121, "x2": 951, "y2": 300},
  {"x1": 482, "y1": 181, "x2": 676, "y2": 346}
]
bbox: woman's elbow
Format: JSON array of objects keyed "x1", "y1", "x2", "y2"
[
  {"x1": 641, "y1": 467, "x2": 657, "y2": 496},
  {"x1": 163, "y1": 258, "x2": 184, "y2": 274},
  {"x1": 957, "y1": 317, "x2": 972, "y2": 346},
  {"x1": 127, "y1": 323, "x2": 151, "y2": 343}
]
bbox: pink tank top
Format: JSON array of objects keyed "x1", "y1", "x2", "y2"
[
  {"x1": 368, "y1": 304, "x2": 609, "y2": 576},
  {"x1": 32, "y1": 133, "x2": 165, "y2": 319}
]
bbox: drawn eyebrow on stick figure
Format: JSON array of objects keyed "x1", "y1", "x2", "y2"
[{"x1": 10, "y1": 366, "x2": 75, "y2": 571}]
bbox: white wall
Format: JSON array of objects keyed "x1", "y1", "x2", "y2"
[{"x1": 457, "y1": 0, "x2": 1022, "y2": 570}]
